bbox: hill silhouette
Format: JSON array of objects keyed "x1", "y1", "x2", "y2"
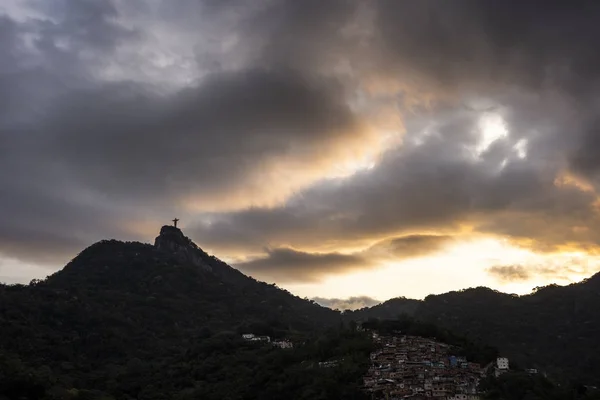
[
  {"x1": 2, "y1": 225, "x2": 600, "y2": 397},
  {"x1": 41, "y1": 226, "x2": 339, "y2": 330},
  {"x1": 0, "y1": 226, "x2": 354, "y2": 400}
]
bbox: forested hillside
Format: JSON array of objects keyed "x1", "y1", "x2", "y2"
[
  {"x1": 0, "y1": 227, "x2": 352, "y2": 399},
  {"x1": 350, "y1": 275, "x2": 600, "y2": 385},
  {"x1": 342, "y1": 297, "x2": 420, "y2": 321},
  {"x1": 0, "y1": 324, "x2": 373, "y2": 400},
  {"x1": 1, "y1": 225, "x2": 599, "y2": 398}
]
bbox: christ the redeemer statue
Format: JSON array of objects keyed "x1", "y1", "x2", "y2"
[{"x1": 172, "y1": 218, "x2": 179, "y2": 228}]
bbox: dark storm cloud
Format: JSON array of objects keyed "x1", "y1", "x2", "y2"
[
  {"x1": 373, "y1": 0, "x2": 600, "y2": 182},
  {"x1": 123, "y1": 0, "x2": 360, "y2": 77},
  {"x1": 187, "y1": 108, "x2": 526, "y2": 243},
  {"x1": 44, "y1": 68, "x2": 360, "y2": 199},
  {"x1": 375, "y1": 0, "x2": 600, "y2": 93},
  {"x1": 0, "y1": 6, "x2": 146, "y2": 264},
  {"x1": 229, "y1": 234, "x2": 454, "y2": 283},
  {"x1": 38, "y1": 0, "x2": 136, "y2": 52},
  {"x1": 190, "y1": 98, "x2": 600, "y2": 267},
  {"x1": 0, "y1": 1, "x2": 369, "y2": 266},
  {"x1": 0, "y1": 16, "x2": 20, "y2": 72},
  {"x1": 0, "y1": 171, "x2": 156, "y2": 265},
  {"x1": 0, "y1": 65, "x2": 363, "y2": 263},
  {"x1": 569, "y1": 119, "x2": 600, "y2": 179},
  {"x1": 241, "y1": 0, "x2": 359, "y2": 71},
  {"x1": 311, "y1": 296, "x2": 381, "y2": 311},
  {"x1": 234, "y1": 248, "x2": 370, "y2": 283},
  {"x1": 3, "y1": 0, "x2": 600, "y2": 287}
]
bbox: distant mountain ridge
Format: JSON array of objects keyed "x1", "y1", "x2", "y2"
[{"x1": 346, "y1": 274, "x2": 600, "y2": 385}]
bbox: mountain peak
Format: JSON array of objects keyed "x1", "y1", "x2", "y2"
[
  {"x1": 154, "y1": 225, "x2": 202, "y2": 251},
  {"x1": 154, "y1": 225, "x2": 211, "y2": 271},
  {"x1": 155, "y1": 225, "x2": 188, "y2": 247}
]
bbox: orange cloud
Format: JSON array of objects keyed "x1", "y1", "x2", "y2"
[{"x1": 554, "y1": 171, "x2": 595, "y2": 193}]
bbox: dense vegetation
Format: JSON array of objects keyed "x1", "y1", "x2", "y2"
[
  {"x1": 479, "y1": 371, "x2": 600, "y2": 400},
  {"x1": 0, "y1": 325, "x2": 374, "y2": 400},
  {"x1": 1, "y1": 225, "x2": 598, "y2": 398},
  {"x1": 0, "y1": 227, "x2": 357, "y2": 399},
  {"x1": 348, "y1": 276, "x2": 600, "y2": 385}
]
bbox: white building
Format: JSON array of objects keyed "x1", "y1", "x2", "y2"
[
  {"x1": 242, "y1": 333, "x2": 271, "y2": 342},
  {"x1": 526, "y1": 368, "x2": 538, "y2": 374},
  {"x1": 273, "y1": 340, "x2": 293, "y2": 349},
  {"x1": 318, "y1": 361, "x2": 337, "y2": 368},
  {"x1": 252, "y1": 335, "x2": 270, "y2": 342},
  {"x1": 495, "y1": 357, "x2": 510, "y2": 377},
  {"x1": 496, "y1": 357, "x2": 509, "y2": 370}
]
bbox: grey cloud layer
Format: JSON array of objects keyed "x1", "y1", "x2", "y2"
[
  {"x1": 235, "y1": 248, "x2": 369, "y2": 283},
  {"x1": 2, "y1": 0, "x2": 600, "y2": 285},
  {"x1": 487, "y1": 260, "x2": 599, "y2": 284},
  {"x1": 192, "y1": 102, "x2": 598, "y2": 248},
  {"x1": 487, "y1": 265, "x2": 532, "y2": 283},
  {"x1": 192, "y1": 98, "x2": 600, "y2": 281},
  {"x1": 0, "y1": 1, "x2": 366, "y2": 265},
  {"x1": 374, "y1": 0, "x2": 600, "y2": 182},
  {"x1": 43, "y1": 69, "x2": 360, "y2": 199},
  {"x1": 234, "y1": 235, "x2": 454, "y2": 282},
  {"x1": 376, "y1": 1, "x2": 600, "y2": 92}
]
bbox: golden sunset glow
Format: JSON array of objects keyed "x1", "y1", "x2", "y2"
[
  {"x1": 554, "y1": 171, "x2": 596, "y2": 193},
  {"x1": 282, "y1": 237, "x2": 599, "y2": 301}
]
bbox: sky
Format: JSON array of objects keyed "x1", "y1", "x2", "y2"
[{"x1": 2, "y1": 0, "x2": 600, "y2": 308}]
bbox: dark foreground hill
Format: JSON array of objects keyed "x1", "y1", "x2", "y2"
[
  {"x1": 345, "y1": 274, "x2": 600, "y2": 385},
  {"x1": 2, "y1": 225, "x2": 600, "y2": 397},
  {"x1": 0, "y1": 226, "x2": 358, "y2": 400}
]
